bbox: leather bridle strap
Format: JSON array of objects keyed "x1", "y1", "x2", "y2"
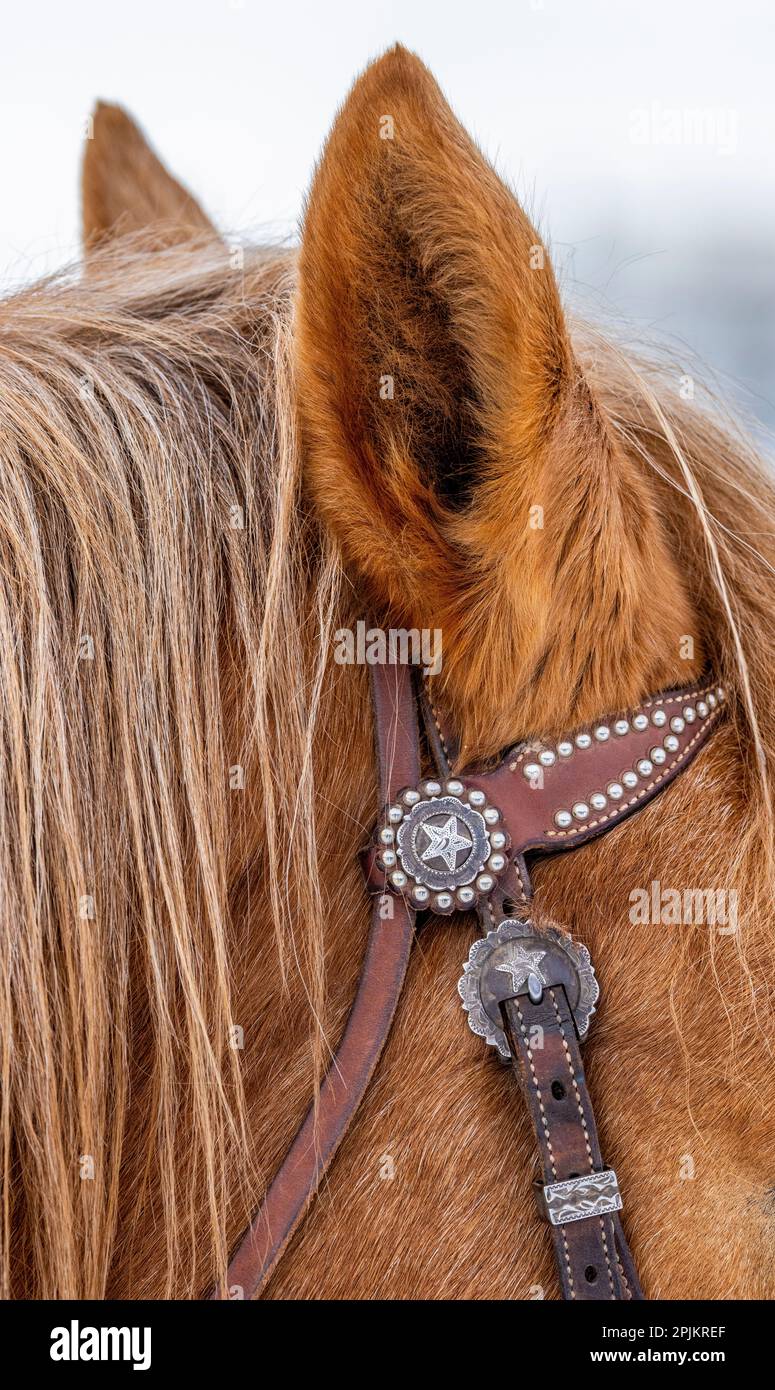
[
  {"x1": 213, "y1": 660, "x2": 725, "y2": 1301},
  {"x1": 211, "y1": 661, "x2": 418, "y2": 1300},
  {"x1": 502, "y1": 988, "x2": 643, "y2": 1300}
]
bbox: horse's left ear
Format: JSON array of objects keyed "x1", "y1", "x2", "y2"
[
  {"x1": 296, "y1": 46, "x2": 697, "y2": 751},
  {"x1": 82, "y1": 103, "x2": 216, "y2": 250}
]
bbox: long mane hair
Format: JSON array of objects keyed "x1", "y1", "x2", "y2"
[
  {"x1": 0, "y1": 235, "x2": 345, "y2": 1297},
  {"x1": 0, "y1": 229, "x2": 772, "y2": 1297}
]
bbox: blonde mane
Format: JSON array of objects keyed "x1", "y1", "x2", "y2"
[{"x1": 0, "y1": 236, "x2": 345, "y2": 1297}]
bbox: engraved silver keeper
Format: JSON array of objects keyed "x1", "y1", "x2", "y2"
[{"x1": 535, "y1": 1169, "x2": 623, "y2": 1226}]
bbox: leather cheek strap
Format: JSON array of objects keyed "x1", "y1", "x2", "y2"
[
  {"x1": 210, "y1": 662, "x2": 419, "y2": 1300},
  {"x1": 502, "y1": 988, "x2": 642, "y2": 1301}
]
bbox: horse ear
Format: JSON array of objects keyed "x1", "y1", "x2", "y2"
[
  {"x1": 296, "y1": 45, "x2": 697, "y2": 751},
  {"x1": 82, "y1": 102, "x2": 216, "y2": 250}
]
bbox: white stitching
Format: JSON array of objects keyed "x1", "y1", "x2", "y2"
[
  {"x1": 423, "y1": 677, "x2": 451, "y2": 765},
  {"x1": 513, "y1": 1000, "x2": 557, "y2": 1176},
  {"x1": 549, "y1": 989, "x2": 616, "y2": 1300},
  {"x1": 512, "y1": 998, "x2": 576, "y2": 1298},
  {"x1": 512, "y1": 860, "x2": 529, "y2": 908}
]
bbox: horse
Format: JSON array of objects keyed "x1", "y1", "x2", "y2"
[{"x1": 0, "y1": 44, "x2": 773, "y2": 1300}]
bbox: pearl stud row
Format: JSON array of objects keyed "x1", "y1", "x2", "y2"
[
  {"x1": 519, "y1": 686, "x2": 724, "y2": 785},
  {"x1": 548, "y1": 687, "x2": 724, "y2": 829}
]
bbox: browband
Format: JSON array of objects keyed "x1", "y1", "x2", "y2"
[{"x1": 212, "y1": 660, "x2": 725, "y2": 1300}]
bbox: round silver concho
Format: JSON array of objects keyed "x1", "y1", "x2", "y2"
[
  {"x1": 374, "y1": 779, "x2": 511, "y2": 915},
  {"x1": 458, "y1": 918, "x2": 599, "y2": 1061}
]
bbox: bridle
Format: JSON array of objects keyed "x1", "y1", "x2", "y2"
[{"x1": 212, "y1": 654, "x2": 726, "y2": 1300}]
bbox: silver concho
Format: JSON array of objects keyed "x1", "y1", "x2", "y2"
[
  {"x1": 397, "y1": 796, "x2": 487, "y2": 890},
  {"x1": 374, "y1": 779, "x2": 511, "y2": 915},
  {"x1": 458, "y1": 918, "x2": 599, "y2": 1060}
]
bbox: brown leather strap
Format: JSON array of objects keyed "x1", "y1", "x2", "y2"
[
  {"x1": 419, "y1": 678, "x2": 457, "y2": 773},
  {"x1": 363, "y1": 681, "x2": 725, "y2": 896},
  {"x1": 214, "y1": 670, "x2": 723, "y2": 1301},
  {"x1": 465, "y1": 680, "x2": 724, "y2": 860},
  {"x1": 211, "y1": 661, "x2": 420, "y2": 1299},
  {"x1": 502, "y1": 987, "x2": 643, "y2": 1300}
]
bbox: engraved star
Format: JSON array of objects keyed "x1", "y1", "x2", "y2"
[
  {"x1": 495, "y1": 944, "x2": 547, "y2": 993},
  {"x1": 419, "y1": 815, "x2": 473, "y2": 873}
]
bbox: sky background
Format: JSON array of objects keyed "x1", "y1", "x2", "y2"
[{"x1": 1, "y1": 0, "x2": 773, "y2": 431}]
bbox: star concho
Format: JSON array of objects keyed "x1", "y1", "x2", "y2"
[
  {"x1": 458, "y1": 918, "x2": 599, "y2": 1060},
  {"x1": 373, "y1": 778, "x2": 511, "y2": 915}
]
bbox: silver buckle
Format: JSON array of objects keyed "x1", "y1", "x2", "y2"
[
  {"x1": 535, "y1": 1169, "x2": 622, "y2": 1226},
  {"x1": 458, "y1": 918, "x2": 599, "y2": 1060}
]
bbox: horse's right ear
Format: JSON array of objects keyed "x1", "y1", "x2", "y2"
[
  {"x1": 296, "y1": 46, "x2": 574, "y2": 619},
  {"x1": 81, "y1": 103, "x2": 216, "y2": 251},
  {"x1": 296, "y1": 45, "x2": 696, "y2": 754}
]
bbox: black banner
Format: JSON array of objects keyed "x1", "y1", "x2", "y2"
[{"x1": 3, "y1": 1297, "x2": 763, "y2": 1378}]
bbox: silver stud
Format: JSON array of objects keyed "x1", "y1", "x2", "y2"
[
  {"x1": 446, "y1": 779, "x2": 464, "y2": 796},
  {"x1": 557, "y1": 740, "x2": 574, "y2": 758},
  {"x1": 476, "y1": 873, "x2": 495, "y2": 893},
  {"x1": 575, "y1": 732, "x2": 592, "y2": 749},
  {"x1": 607, "y1": 781, "x2": 624, "y2": 800},
  {"x1": 379, "y1": 827, "x2": 395, "y2": 845},
  {"x1": 651, "y1": 709, "x2": 667, "y2": 727},
  {"x1": 390, "y1": 870, "x2": 407, "y2": 889},
  {"x1": 590, "y1": 792, "x2": 607, "y2": 811},
  {"x1": 637, "y1": 758, "x2": 653, "y2": 778},
  {"x1": 572, "y1": 802, "x2": 590, "y2": 821},
  {"x1": 490, "y1": 830, "x2": 506, "y2": 850},
  {"x1": 488, "y1": 853, "x2": 506, "y2": 872},
  {"x1": 435, "y1": 892, "x2": 453, "y2": 911},
  {"x1": 697, "y1": 700, "x2": 708, "y2": 718},
  {"x1": 402, "y1": 788, "x2": 421, "y2": 806},
  {"x1": 594, "y1": 725, "x2": 610, "y2": 742},
  {"x1": 683, "y1": 706, "x2": 696, "y2": 724},
  {"x1": 387, "y1": 804, "x2": 404, "y2": 824},
  {"x1": 424, "y1": 780, "x2": 442, "y2": 796},
  {"x1": 613, "y1": 719, "x2": 629, "y2": 736},
  {"x1": 707, "y1": 693, "x2": 717, "y2": 709},
  {"x1": 539, "y1": 749, "x2": 556, "y2": 766},
  {"x1": 633, "y1": 713, "x2": 649, "y2": 731},
  {"x1": 650, "y1": 746, "x2": 667, "y2": 765},
  {"x1": 412, "y1": 885, "x2": 429, "y2": 904},
  {"x1": 554, "y1": 810, "x2": 573, "y2": 828},
  {"x1": 670, "y1": 716, "x2": 685, "y2": 734},
  {"x1": 622, "y1": 770, "x2": 638, "y2": 789},
  {"x1": 523, "y1": 762, "x2": 541, "y2": 782},
  {"x1": 381, "y1": 849, "x2": 397, "y2": 869},
  {"x1": 468, "y1": 789, "x2": 486, "y2": 807},
  {"x1": 457, "y1": 887, "x2": 476, "y2": 906},
  {"x1": 484, "y1": 807, "x2": 499, "y2": 824},
  {"x1": 664, "y1": 734, "x2": 679, "y2": 752}
]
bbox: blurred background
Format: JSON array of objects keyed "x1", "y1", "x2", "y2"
[{"x1": 1, "y1": 0, "x2": 772, "y2": 433}]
